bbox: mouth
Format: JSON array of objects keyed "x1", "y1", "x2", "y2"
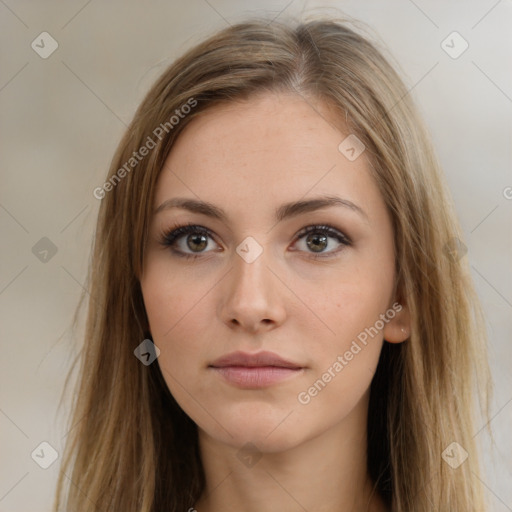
[
  {"x1": 210, "y1": 365, "x2": 304, "y2": 388},
  {"x1": 208, "y1": 350, "x2": 305, "y2": 388}
]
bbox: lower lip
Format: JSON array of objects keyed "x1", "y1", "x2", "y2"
[{"x1": 210, "y1": 366, "x2": 303, "y2": 388}]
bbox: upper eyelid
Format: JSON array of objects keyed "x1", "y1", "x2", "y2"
[{"x1": 162, "y1": 223, "x2": 350, "y2": 248}]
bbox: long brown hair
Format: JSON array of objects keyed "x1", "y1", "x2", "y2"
[{"x1": 54, "y1": 16, "x2": 491, "y2": 511}]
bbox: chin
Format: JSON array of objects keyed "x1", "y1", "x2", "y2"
[
  {"x1": 200, "y1": 404, "x2": 309, "y2": 453},
  {"x1": 226, "y1": 428, "x2": 303, "y2": 454}
]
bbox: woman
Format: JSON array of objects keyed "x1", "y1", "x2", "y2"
[{"x1": 54, "y1": 17, "x2": 491, "y2": 512}]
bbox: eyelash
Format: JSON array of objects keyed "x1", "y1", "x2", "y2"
[{"x1": 158, "y1": 222, "x2": 352, "y2": 261}]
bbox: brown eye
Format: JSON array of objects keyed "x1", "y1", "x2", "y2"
[
  {"x1": 186, "y1": 233, "x2": 208, "y2": 252},
  {"x1": 306, "y1": 233, "x2": 328, "y2": 252},
  {"x1": 160, "y1": 224, "x2": 219, "y2": 258},
  {"x1": 294, "y1": 225, "x2": 351, "y2": 258}
]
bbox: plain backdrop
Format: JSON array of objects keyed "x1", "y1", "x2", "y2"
[{"x1": 0, "y1": 1, "x2": 511, "y2": 511}]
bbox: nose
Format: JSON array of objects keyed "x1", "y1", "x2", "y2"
[{"x1": 218, "y1": 246, "x2": 286, "y2": 334}]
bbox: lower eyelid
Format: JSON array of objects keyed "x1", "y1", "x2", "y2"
[{"x1": 161, "y1": 224, "x2": 350, "y2": 257}]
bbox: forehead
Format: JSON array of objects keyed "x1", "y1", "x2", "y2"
[
  {"x1": 168, "y1": 92, "x2": 348, "y2": 172},
  {"x1": 154, "y1": 92, "x2": 383, "y2": 224}
]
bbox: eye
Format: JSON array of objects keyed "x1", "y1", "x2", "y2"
[
  {"x1": 158, "y1": 222, "x2": 219, "y2": 259},
  {"x1": 292, "y1": 224, "x2": 351, "y2": 258},
  {"x1": 159, "y1": 222, "x2": 351, "y2": 260}
]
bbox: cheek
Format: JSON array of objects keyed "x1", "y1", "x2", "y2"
[
  {"x1": 141, "y1": 256, "x2": 215, "y2": 339},
  {"x1": 297, "y1": 290, "x2": 384, "y2": 413},
  {"x1": 292, "y1": 278, "x2": 387, "y2": 435},
  {"x1": 140, "y1": 261, "x2": 214, "y2": 381},
  {"x1": 294, "y1": 255, "x2": 395, "y2": 351},
  {"x1": 291, "y1": 254, "x2": 394, "y2": 402}
]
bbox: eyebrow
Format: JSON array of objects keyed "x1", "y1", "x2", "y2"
[{"x1": 154, "y1": 195, "x2": 368, "y2": 223}]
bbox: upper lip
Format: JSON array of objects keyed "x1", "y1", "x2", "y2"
[{"x1": 209, "y1": 350, "x2": 303, "y2": 369}]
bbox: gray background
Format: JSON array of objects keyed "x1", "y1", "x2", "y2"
[{"x1": 0, "y1": 1, "x2": 511, "y2": 510}]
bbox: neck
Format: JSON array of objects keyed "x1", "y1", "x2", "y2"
[{"x1": 193, "y1": 391, "x2": 387, "y2": 512}]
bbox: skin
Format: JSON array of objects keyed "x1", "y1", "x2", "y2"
[{"x1": 140, "y1": 92, "x2": 410, "y2": 512}]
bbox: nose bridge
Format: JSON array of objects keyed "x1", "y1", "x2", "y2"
[
  {"x1": 218, "y1": 239, "x2": 285, "y2": 331},
  {"x1": 229, "y1": 244, "x2": 272, "y2": 308}
]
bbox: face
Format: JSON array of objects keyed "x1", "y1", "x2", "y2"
[{"x1": 140, "y1": 92, "x2": 409, "y2": 452}]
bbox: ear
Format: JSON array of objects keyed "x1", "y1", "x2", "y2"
[{"x1": 383, "y1": 300, "x2": 411, "y2": 344}]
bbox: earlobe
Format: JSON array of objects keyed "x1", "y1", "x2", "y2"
[{"x1": 383, "y1": 302, "x2": 411, "y2": 344}]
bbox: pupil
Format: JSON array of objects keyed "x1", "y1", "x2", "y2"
[
  {"x1": 188, "y1": 234, "x2": 207, "y2": 251},
  {"x1": 185, "y1": 232, "x2": 329, "y2": 253},
  {"x1": 307, "y1": 233, "x2": 327, "y2": 252}
]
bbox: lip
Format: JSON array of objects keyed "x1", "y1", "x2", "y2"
[
  {"x1": 209, "y1": 350, "x2": 304, "y2": 388},
  {"x1": 210, "y1": 350, "x2": 302, "y2": 369}
]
